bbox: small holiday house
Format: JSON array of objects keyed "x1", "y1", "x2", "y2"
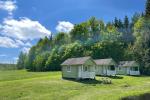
[
  {"x1": 61, "y1": 57, "x2": 96, "y2": 79},
  {"x1": 94, "y1": 58, "x2": 117, "y2": 76},
  {"x1": 117, "y1": 61, "x2": 140, "y2": 75}
]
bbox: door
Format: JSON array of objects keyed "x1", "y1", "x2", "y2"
[
  {"x1": 78, "y1": 66, "x2": 82, "y2": 78},
  {"x1": 126, "y1": 67, "x2": 130, "y2": 75},
  {"x1": 99, "y1": 66, "x2": 103, "y2": 75},
  {"x1": 103, "y1": 66, "x2": 107, "y2": 75}
]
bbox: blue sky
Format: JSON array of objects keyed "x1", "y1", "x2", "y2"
[{"x1": 0, "y1": 0, "x2": 146, "y2": 63}]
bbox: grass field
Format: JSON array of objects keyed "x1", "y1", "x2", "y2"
[
  {"x1": 0, "y1": 64, "x2": 16, "y2": 70},
  {"x1": 0, "y1": 70, "x2": 150, "y2": 100}
]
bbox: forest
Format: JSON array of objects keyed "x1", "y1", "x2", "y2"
[{"x1": 17, "y1": 0, "x2": 150, "y2": 75}]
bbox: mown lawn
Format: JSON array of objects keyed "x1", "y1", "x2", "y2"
[{"x1": 0, "y1": 70, "x2": 150, "y2": 100}]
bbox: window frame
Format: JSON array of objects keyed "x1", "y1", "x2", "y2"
[
  {"x1": 83, "y1": 66, "x2": 88, "y2": 72},
  {"x1": 67, "y1": 66, "x2": 71, "y2": 72},
  {"x1": 119, "y1": 67, "x2": 122, "y2": 70},
  {"x1": 109, "y1": 65, "x2": 115, "y2": 71},
  {"x1": 130, "y1": 67, "x2": 138, "y2": 71}
]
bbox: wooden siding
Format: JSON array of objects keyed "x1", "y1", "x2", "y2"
[
  {"x1": 62, "y1": 65, "x2": 79, "y2": 78},
  {"x1": 117, "y1": 66, "x2": 140, "y2": 75},
  {"x1": 96, "y1": 65, "x2": 116, "y2": 76},
  {"x1": 62, "y1": 58, "x2": 96, "y2": 79},
  {"x1": 84, "y1": 58, "x2": 96, "y2": 66}
]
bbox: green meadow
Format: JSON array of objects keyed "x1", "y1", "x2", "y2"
[{"x1": 0, "y1": 70, "x2": 150, "y2": 100}]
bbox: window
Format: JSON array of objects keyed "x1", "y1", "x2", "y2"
[
  {"x1": 67, "y1": 66, "x2": 71, "y2": 72},
  {"x1": 131, "y1": 67, "x2": 138, "y2": 71},
  {"x1": 110, "y1": 65, "x2": 115, "y2": 71},
  {"x1": 83, "y1": 66, "x2": 88, "y2": 72},
  {"x1": 119, "y1": 67, "x2": 122, "y2": 70}
]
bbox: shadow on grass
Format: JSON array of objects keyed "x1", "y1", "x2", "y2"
[
  {"x1": 122, "y1": 93, "x2": 150, "y2": 100},
  {"x1": 108, "y1": 76, "x2": 124, "y2": 79},
  {"x1": 63, "y1": 78, "x2": 102, "y2": 85},
  {"x1": 96, "y1": 75, "x2": 124, "y2": 79},
  {"x1": 129, "y1": 75, "x2": 146, "y2": 77}
]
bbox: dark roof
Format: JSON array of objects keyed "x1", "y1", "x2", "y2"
[
  {"x1": 94, "y1": 58, "x2": 116, "y2": 65},
  {"x1": 61, "y1": 56, "x2": 92, "y2": 66},
  {"x1": 119, "y1": 61, "x2": 139, "y2": 67}
]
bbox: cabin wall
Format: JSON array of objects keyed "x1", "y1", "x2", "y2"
[
  {"x1": 82, "y1": 65, "x2": 95, "y2": 72},
  {"x1": 117, "y1": 66, "x2": 140, "y2": 75},
  {"x1": 84, "y1": 59, "x2": 96, "y2": 72},
  {"x1": 79, "y1": 65, "x2": 95, "y2": 79},
  {"x1": 116, "y1": 67, "x2": 127, "y2": 75},
  {"x1": 62, "y1": 65, "x2": 79, "y2": 78},
  {"x1": 96, "y1": 65, "x2": 116, "y2": 76},
  {"x1": 96, "y1": 65, "x2": 108, "y2": 75},
  {"x1": 84, "y1": 59, "x2": 96, "y2": 66},
  {"x1": 129, "y1": 66, "x2": 140, "y2": 75},
  {"x1": 96, "y1": 65, "x2": 103, "y2": 75},
  {"x1": 130, "y1": 70, "x2": 140, "y2": 75},
  {"x1": 107, "y1": 65, "x2": 116, "y2": 76},
  {"x1": 62, "y1": 58, "x2": 96, "y2": 79}
]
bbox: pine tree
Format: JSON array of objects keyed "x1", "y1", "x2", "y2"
[
  {"x1": 114, "y1": 17, "x2": 119, "y2": 28},
  {"x1": 145, "y1": 0, "x2": 150, "y2": 18},
  {"x1": 124, "y1": 16, "x2": 129, "y2": 29},
  {"x1": 17, "y1": 52, "x2": 26, "y2": 69},
  {"x1": 118, "y1": 19, "x2": 123, "y2": 28}
]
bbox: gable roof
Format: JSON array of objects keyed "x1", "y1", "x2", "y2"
[
  {"x1": 94, "y1": 58, "x2": 116, "y2": 65},
  {"x1": 61, "y1": 56, "x2": 93, "y2": 66},
  {"x1": 119, "y1": 61, "x2": 139, "y2": 67}
]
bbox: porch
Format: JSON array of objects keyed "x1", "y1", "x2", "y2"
[
  {"x1": 81, "y1": 72, "x2": 95, "y2": 79},
  {"x1": 129, "y1": 66, "x2": 140, "y2": 75},
  {"x1": 106, "y1": 65, "x2": 116, "y2": 76},
  {"x1": 129, "y1": 71, "x2": 140, "y2": 75},
  {"x1": 78, "y1": 65, "x2": 96, "y2": 79},
  {"x1": 106, "y1": 70, "x2": 116, "y2": 76}
]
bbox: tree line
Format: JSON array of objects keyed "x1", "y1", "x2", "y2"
[{"x1": 17, "y1": 0, "x2": 150, "y2": 75}]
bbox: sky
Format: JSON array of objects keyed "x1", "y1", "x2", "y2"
[{"x1": 0, "y1": 0, "x2": 146, "y2": 64}]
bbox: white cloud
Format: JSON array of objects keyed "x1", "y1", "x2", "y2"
[
  {"x1": 1, "y1": 17, "x2": 51, "y2": 40},
  {"x1": 0, "y1": 1, "x2": 50, "y2": 51},
  {"x1": 21, "y1": 47, "x2": 30, "y2": 53},
  {"x1": 0, "y1": 36, "x2": 19, "y2": 48},
  {"x1": 24, "y1": 42, "x2": 32, "y2": 47},
  {"x1": 0, "y1": 36, "x2": 32, "y2": 48},
  {"x1": 56, "y1": 21, "x2": 74, "y2": 33},
  {"x1": 0, "y1": 0, "x2": 17, "y2": 15},
  {"x1": 15, "y1": 40, "x2": 32, "y2": 47}
]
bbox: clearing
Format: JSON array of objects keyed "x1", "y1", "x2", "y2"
[{"x1": 0, "y1": 70, "x2": 150, "y2": 100}]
